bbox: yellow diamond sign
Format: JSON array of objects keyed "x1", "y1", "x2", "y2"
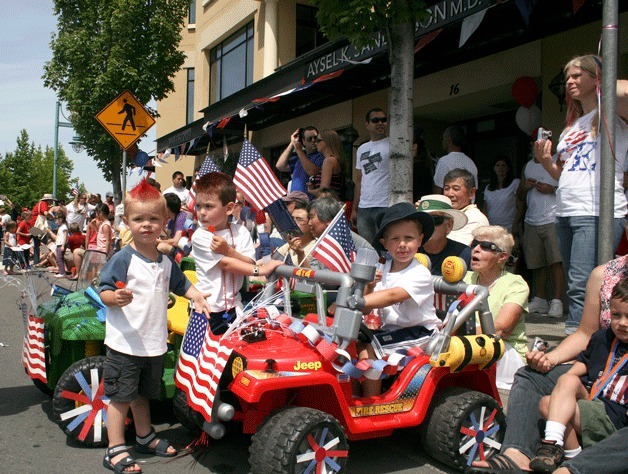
[{"x1": 96, "y1": 91, "x2": 155, "y2": 150}]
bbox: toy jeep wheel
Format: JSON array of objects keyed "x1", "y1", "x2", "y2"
[
  {"x1": 249, "y1": 407, "x2": 349, "y2": 474},
  {"x1": 52, "y1": 356, "x2": 111, "y2": 447},
  {"x1": 173, "y1": 388, "x2": 202, "y2": 435},
  {"x1": 421, "y1": 387, "x2": 505, "y2": 471}
]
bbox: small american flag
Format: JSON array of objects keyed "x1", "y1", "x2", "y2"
[
  {"x1": 71, "y1": 188, "x2": 79, "y2": 197},
  {"x1": 22, "y1": 315, "x2": 47, "y2": 384},
  {"x1": 191, "y1": 155, "x2": 221, "y2": 200},
  {"x1": 234, "y1": 140, "x2": 286, "y2": 211},
  {"x1": 312, "y1": 213, "x2": 356, "y2": 273},
  {"x1": 175, "y1": 311, "x2": 234, "y2": 422}
]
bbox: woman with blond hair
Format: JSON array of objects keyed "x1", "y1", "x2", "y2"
[
  {"x1": 307, "y1": 129, "x2": 346, "y2": 198},
  {"x1": 535, "y1": 54, "x2": 628, "y2": 335},
  {"x1": 463, "y1": 225, "x2": 529, "y2": 390}
]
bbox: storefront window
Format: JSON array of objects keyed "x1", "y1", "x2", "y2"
[
  {"x1": 210, "y1": 22, "x2": 254, "y2": 103},
  {"x1": 296, "y1": 4, "x2": 327, "y2": 57}
]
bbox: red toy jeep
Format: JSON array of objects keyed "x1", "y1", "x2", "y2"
[{"x1": 175, "y1": 251, "x2": 505, "y2": 473}]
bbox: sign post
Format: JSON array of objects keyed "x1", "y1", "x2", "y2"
[{"x1": 96, "y1": 91, "x2": 155, "y2": 193}]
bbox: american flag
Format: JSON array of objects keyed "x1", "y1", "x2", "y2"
[
  {"x1": 175, "y1": 311, "x2": 234, "y2": 422},
  {"x1": 233, "y1": 140, "x2": 286, "y2": 211},
  {"x1": 311, "y1": 214, "x2": 356, "y2": 273},
  {"x1": 22, "y1": 315, "x2": 47, "y2": 384},
  {"x1": 71, "y1": 188, "x2": 79, "y2": 196},
  {"x1": 190, "y1": 155, "x2": 221, "y2": 201}
]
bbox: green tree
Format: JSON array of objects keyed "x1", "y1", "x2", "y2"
[
  {"x1": 0, "y1": 130, "x2": 74, "y2": 207},
  {"x1": 310, "y1": 0, "x2": 426, "y2": 204},
  {"x1": 42, "y1": 0, "x2": 189, "y2": 198}
]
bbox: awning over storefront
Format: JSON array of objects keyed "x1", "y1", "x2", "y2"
[{"x1": 156, "y1": 0, "x2": 623, "y2": 153}]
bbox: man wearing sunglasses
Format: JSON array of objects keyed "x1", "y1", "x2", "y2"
[
  {"x1": 275, "y1": 126, "x2": 324, "y2": 197},
  {"x1": 433, "y1": 125, "x2": 478, "y2": 194},
  {"x1": 443, "y1": 168, "x2": 489, "y2": 246},
  {"x1": 351, "y1": 107, "x2": 390, "y2": 243}
]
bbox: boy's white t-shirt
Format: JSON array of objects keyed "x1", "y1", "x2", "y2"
[
  {"x1": 555, "y1": 110, "x2": 628, "y2": 217},
  {"x1": 374, "y1": 259, "x2": 440, "y2": 331},
  {"x1": 99, "y1": 246, "x2": 191, "y2": 357},
  {"x1": 191, "y1": 223, "x2": 256, "y2": 313}
]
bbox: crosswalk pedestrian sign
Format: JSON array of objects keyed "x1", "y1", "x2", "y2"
[{"x1": 96, "y1": 91, "x2": 155, "y2": 150}]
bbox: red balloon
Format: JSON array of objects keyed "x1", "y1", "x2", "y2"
[{"x1": 512, "y1": 76, "x2": 539, "y2": 108}]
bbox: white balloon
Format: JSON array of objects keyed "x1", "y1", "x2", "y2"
[{"x1": 515, "y1": 105, "x2": 542, "y2": 135}]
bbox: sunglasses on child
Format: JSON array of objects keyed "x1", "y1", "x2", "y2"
[
  {"x1": 369, "y1": 117, "x2": 388, "y2": 124},
  {"x1": 471, "y1": 239, "x2": 504, "y2": 253}
]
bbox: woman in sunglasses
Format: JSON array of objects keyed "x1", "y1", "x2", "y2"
[
  {"x1": 308, "y1": 129, "x2": 347, "y2": 199},
  {"x1": 463, "y1": 225, "x2": 529, "y2": 390}
]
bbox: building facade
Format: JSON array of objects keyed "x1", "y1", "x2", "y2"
[{"x1": 155, "y1": 0, "x2": 628, "y2": 196}]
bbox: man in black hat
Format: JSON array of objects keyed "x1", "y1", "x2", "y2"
[{"x1": 357, "y1": 202, "x2": 441, "y2": 396}]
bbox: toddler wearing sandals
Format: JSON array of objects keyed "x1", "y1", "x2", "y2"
[{"x1": 530, "y1": 277, "x2": 628, "y2": 473}]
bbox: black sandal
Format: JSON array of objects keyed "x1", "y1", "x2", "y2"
[
  {"x1": 103, "y1": 444, "x2": 142, "y2": 473},
  {"x1": 464, "y1": 453, "x2": 526, "y2": 473},
  {"x1": 135, "y1": 428, "x2": 177, "y2": 457}
]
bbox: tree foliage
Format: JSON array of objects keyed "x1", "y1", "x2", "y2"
[
  {"x1": 0, "y1": 130, "x2": 75, "y2": 207},
  {"x1": 310, "y1": 0, "x2": 426, "y2": 204},
  {"x1": 42, "y1": 0, "x2": 189, "y2": 195}
]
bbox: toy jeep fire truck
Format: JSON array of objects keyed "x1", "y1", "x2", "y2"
[{"x1": 175, "y1": 250, "x2": 506, "y2": 472}]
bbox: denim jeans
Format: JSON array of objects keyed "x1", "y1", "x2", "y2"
[
  {"x1": 501, "y1": 364, "x2": 571, "y2": 459},
  {"x1": 562, "y1": 425, "x2": 628, "y2": 473},
  {"x1": 555, "y1": 216, "x2": 625, "y2": 331},
  {"x1": 32, "y1": 236, "x2": 42, "y2": 265},
  {"x1": 357, "y1": 207, "x2": 386, "y2": 246}
]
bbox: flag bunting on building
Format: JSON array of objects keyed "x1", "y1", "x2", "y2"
[{"x1": 233, "y1": 139, "x2": 286, "y2": 211}]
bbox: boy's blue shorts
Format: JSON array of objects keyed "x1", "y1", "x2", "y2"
[{"x1": 103, "y1": 348, "x2": 164, "y2": 402}]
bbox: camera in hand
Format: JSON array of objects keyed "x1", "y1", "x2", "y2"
[{"x1": 537, "y1": 128, "x2": 552, "y2": 141}]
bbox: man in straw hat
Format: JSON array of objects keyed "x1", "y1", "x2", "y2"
[{"x1": 416, "y1": 194, "x2": 470, "y2": 276}]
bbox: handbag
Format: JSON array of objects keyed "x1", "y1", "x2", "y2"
[{"x1": 29, "y1": 202, "x2": 48, "y2": 237}]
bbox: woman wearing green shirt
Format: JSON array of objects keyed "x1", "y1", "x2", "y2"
[{"x1": 464, "y1": 225, "x2": 529, "y2": 389}]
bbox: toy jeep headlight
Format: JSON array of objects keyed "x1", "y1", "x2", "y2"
[{"x1": 231, "y1": 355, "x2": 246, "y2": 378}]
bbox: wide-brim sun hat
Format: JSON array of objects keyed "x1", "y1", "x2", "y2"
[
  {"x1": 373, "y1": 202, "x2": 435, "y2": 251},
  {"x1": 416, "y1": 194, "x2": 468, "y2": 231},
  {"x1": 41, "y1": 193, "x2": 56, "y2": 201}
]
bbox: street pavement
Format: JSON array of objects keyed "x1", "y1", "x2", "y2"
[{"x1": 0, "y1": 269, "x2": 568, "y2": 473}]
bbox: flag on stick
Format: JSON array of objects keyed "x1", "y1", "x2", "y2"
[
  {"x1": 310, "y1": 208, "x2": 356, "y2": 273},
  {"x1": 233, "y1": 140, "x2": 286, "y2": 211}
]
